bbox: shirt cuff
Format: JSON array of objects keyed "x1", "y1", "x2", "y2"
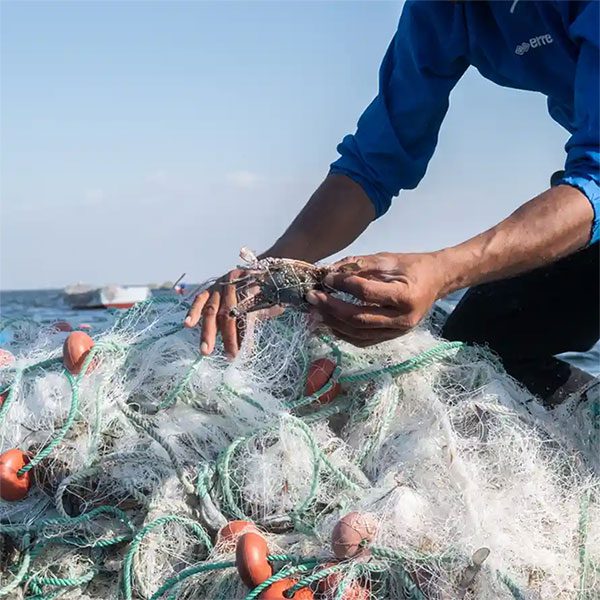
[
  {"x1": 329, "y1": 163, "x2": 393, "y2": 219},
  {"x1": 555, "y1": 174, "x2": 600, "y2": 244}
]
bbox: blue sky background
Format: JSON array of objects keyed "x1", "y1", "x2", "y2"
[{"x1": 1, "y1": 0, "x2": 569, "y2": 290}]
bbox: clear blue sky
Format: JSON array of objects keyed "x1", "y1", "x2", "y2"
[{"x1": 1, "y1": 0, "x2": 569, "y2": 290}]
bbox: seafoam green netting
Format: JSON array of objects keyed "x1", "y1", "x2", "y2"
[{"x1": 0, "y1": 296, "x2": 598, "y2": 600}]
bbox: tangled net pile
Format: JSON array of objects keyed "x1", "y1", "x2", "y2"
[{"x1": 0, "y1": 288, "x2": 598, "y2": 599}]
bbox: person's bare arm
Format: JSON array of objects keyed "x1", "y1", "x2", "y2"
[
  {"x1": 184, "y1": 173, "x2": 375, "y2": 356},
  {"x1": 261, "y1": 173, "x2": 375, "y2": 262},
  {"x1": 435, "y1": 185, "x2": 594, "y2": 295},
  {"x1": 306, "y1": 185, "x2": 595, "y2": 346}
]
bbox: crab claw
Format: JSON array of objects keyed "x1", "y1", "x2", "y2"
[
  {"x1": 239, "y1": 247, "x2": 259, "y2": 265},
  {"x1": 229, "y1": 291, "x2": 272, "y2": 317}
]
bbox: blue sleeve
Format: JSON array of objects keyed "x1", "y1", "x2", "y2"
[
  {"x1": 330, "y1": 1, "x2": 468, "y2": 218},
  {"x1": 555, "y1": 1, "x2": 600, "y2": 244}
]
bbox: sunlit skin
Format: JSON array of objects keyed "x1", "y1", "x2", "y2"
[{"x1": 185, "y1": 174, "x2": 593, "y2": 355}]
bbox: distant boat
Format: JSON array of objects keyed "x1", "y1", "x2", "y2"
[{"x1": 63, "y1": 284, "x2": 150, "y2": 310}]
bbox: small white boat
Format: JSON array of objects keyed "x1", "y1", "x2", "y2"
[{"x1": 63, "y1": 284, "x2": 150, "y2": 310}]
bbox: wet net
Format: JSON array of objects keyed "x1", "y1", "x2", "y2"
[{"x1": 0, "y1": 278, "x2": 598, "y2": 599}]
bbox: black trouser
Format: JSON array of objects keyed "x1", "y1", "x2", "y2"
[{"x1": 442, "y1": 241, "x2": 599, "y2": 406}]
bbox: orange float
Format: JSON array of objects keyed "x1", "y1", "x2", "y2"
[
  {"x1": 0, "y1": 389, "x2": 7, "y2": 407},
  {"x1": 236, "y1": 531, "x2": 273, "y2": 588},
  {"x1": 0, "y1": 449, "x2": 32, "y2": 501},
  {"x1": 0, "y1": 349, "x2": 15, "y2": 368},
  {"x1": 259, "y1": 578, "x2": 313, "y2": 599},
  {"x1": 331, "y1": 512, "x2": 378, "y2": 560},
  {"x1": 63, "y1": 332, "x2": 95, "y2": 375},
  {"x1": 52, "y1": 321, "x2": 72, "y2": 332},
  {"x1": 217, "y1": 520, "x2": 257, "y2": 545},
  {"x1": 305, "y1": 358, "x2": 340, "y2": 404}
]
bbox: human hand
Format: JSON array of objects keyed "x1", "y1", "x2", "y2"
[
  {"x1": 184, "y1": 269, "x2": 246, "y2": 358},
  {"x1": 184, "y1": 269, "x2": 285, "y2": 358},
  {"x1": 305, "y1": 252, "x2": 446, "y2": 347}
]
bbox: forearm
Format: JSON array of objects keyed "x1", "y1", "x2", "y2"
[
  {"x1": 261, "y1": 173, "x2": 375, "y2": 263},
  {"x1": 436, "y1": 185, "x2": 595, "y2": 296}
]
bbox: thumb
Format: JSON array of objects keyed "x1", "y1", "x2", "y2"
[{"x1": 333, "y1": 253, "x2": 397, "y2": 274}]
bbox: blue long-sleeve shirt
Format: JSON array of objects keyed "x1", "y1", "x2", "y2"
[{"x1": 330, "y1": 0, "x2": 600, "y2": 243}]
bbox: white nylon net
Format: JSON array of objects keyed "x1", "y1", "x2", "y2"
[{"x1": 0, "y1": 290, "x2": 598, "y2": 599}]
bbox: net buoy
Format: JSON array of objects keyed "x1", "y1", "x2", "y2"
[
  {"x1": 217, "y1": 520, "x2": 257, "y2": 546},
  {"x1": 79, "y1": 323, "x2": 92, "y2": 331},
  {"x1": 236, "y1": 531, "x2": 273, "y2": 588},
  {"x1": 52, "y1": 321, "x2": 72, "y2": 332},
  {"x1": 0, "y1": 449, "x2": 32, "y2": 501},
  {"x1": 63, "y1": 332, "x2": 95, "y2": 375},
  {"x1": 259, "y1": 578, "x2": 314, "y2": 599},
  {"x1": 331, "y1": 512, "x2": 377, "y2": 559},
  {"x1": 305, "y1": 358, "x2": 340, "y2": 404},
  {"x1": 0, "y1": 349, "x2": 15, "y2": 367}
]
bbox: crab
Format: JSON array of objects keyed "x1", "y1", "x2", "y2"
[{"x1": 226, "y1": 247, "x2": 332, "y2": 317}]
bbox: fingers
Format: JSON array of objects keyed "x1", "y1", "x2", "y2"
[
  {"x1": 306, "y1": 290, "x2": 413, "y2": 329},
  {"x1": 317, "y1": 310, "x2": 403, "y2": 342},
  {"x1": 185, "y1": 290, "x2": 210, "y2": 327},
  {"x1": 322, "y1": 273, "x2": 407, "y2": 307},
  {"x1": 218, "y1": 272, "x2": 241, "y2": 358},
  {"x1": 185, "y1": 269, "x2": 247, "y2": 358},
  {"x1": 333, "y1": 253, "x2": 397, "y2": 273},
  {"x1": 200, "y1": 290, "x2": 221, "y2": 355}
]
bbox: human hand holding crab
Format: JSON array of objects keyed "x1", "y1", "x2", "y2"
[
  {"x1": 305, "y1": 252, "x2": 447, "y2": 348},
  {"x1": 184, "y1": 247, "x2": 446, "y2": 356},
  {"x1": 184, "y1": 248, "x2": 336, "y2": 357}
]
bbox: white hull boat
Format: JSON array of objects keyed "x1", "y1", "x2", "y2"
[{"x1": 64, "y1": 285, "x2": 150, "y2": 309}]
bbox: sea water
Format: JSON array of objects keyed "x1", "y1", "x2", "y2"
[{"x1": 0, "y1": 288, "x2": 598, "y2": 376}]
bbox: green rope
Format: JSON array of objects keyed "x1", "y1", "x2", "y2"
[
  {"x1": 17, "y1": 370, "x2": 80, "y2": 476},
  {"x1": 0, "y1": 505, "x2": 133, "y2": 537},
  {"x1": 338, "y1": 341, "x2": 464, "y2": 384},
  {"x1": 302, "y1": 397, "x2": 356, "y2": 424},
  {"x1": 28, "y1": 567, "x2": 97, "y2": 589},
  {"x1": 333, "y1": 571, "x2": 354, "y2": 600},
  {"x1": 287, "y1": 345, "x2": 343, "y2": 411},
  {"x1": 216, "y1": 434, "x2": 252, "y2": 520},
  {"x1": 242, "y1": 564, "x2": 308, "y2": 600},
  {"x1": 158, "y1": 356, "x2": 204, "y2": 410},
  {"x1": 148, "y1": 554, "x2": 320, "y2": 600},
  {"x1": 22, "y1": 357, "x2": 63, "y2": 375},
  {"x1": 0, "y1": 367, "x2": 24, "y2": 425},
  {"x1": 222, "y1": 383, "x2": 265, "y2": 413},
  {"x1": 121, "y1": 515, "x2": 213, "y2": 600},
  {"x1": 498, "y1": 572, "x2": 526, "y2": 600},
  {"x1": 120, "y1": 402, "x2": 196, "y2": 495},
  {"x1": 370, "y1": 545, "x2": 453, "y2": 565},
  {"x1": 368, "y1": 546, "x2": 428, "y2": 600},
  {"x1": 149, "y1": 561, "x2": 236, "y2": 600},
  {"x1": 287, "y1": 562, "x2": 346, "y2": 594},
  {"x1": 290, "y1": 417, "x2": 362, "y2": 493},
  {"x1": 216, "y1": 415, "x2": 362, "y2": 524},
  {"x1": 0, "y1": 534, "x2": 31, "y2": 597}
]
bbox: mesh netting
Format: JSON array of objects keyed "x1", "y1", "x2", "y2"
[{"x1": 0, "y1": 285, "x2": 598, "y2": 600}]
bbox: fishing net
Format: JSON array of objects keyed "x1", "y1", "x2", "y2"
[{"x1": 0, "y1": 275, "x2": 598, "y2": 600}]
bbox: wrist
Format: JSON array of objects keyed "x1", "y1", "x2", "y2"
[
  {"x1": 261, "y1": 232, "x2": 321, "y2": 263},
  {"x1": 432, "y1": 247, "x2": 473, "y2": 298}
]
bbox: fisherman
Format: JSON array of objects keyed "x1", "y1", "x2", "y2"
[{"x1": 186, "y1": 0, "x2": 599, "y2": 406}]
